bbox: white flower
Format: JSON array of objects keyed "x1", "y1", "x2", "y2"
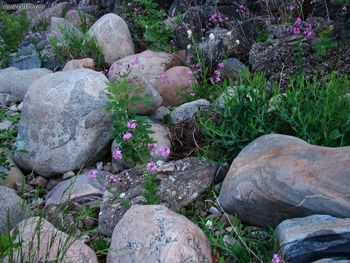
[
  {"x1": 235, "y1": 39, "x2": 240, "y2": 45},
  {"x1": 226, "y1": 31, "x2": 232, "y2": 36},
  {"x1": 187, "y1": 29, "x2": 192, "y2": 38},
  {"x1": 209, "y1": 33, "x2": 215, "y2": 41},
  {"x1": 205, "y1": 220, "x2": 213, "y2": 229},
  {"x1": 187, "y1": 44, "x2": 192, "y2": 50}
]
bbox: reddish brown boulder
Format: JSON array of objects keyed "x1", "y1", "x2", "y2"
[
  {"x1": 155, "y1": 66, "x2": 193, "y2": 107},
  {"x1": 107, "y1": 205, "x2": 212, "y2": 263},
  {"x1": 219, "y1": 134, "x2": 350, "y2": 227}
]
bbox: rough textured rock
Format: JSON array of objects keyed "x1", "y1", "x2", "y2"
[
  {"x1": 14, "y1": 69, "x2": 111, "y2": 177},
  {"x1": 171, "y1": 99, "x2": 210, "y2": 124},
  {"x1": 221, "y1": 58, "x2": 247, "y2": 80},
  {"x1": 0, "y1": 186, "x2": 28, "y2": 235},
  {"x1": 88, "y1": 13, "x2": 134, "y2": 65},
  {"x1": 106, "y1": 205, "x2": 212, "y2": 263},
  {"x1": 219, "y1": 134, "x2": 350, "y2": 227},
  {"x1": 65, "y1": 9, "x2": 93, "y2": 28},
  {"x1": 30, "y1": 2, "x2": 70, "y2": 29},
  {"x1": 0, "y1": 67, "x2": 52, "y2": 104},
  {"x1": 45, "y1": 170, "x2": 113, "y2": 206},
  {"x1": 115, "y1": 70, "x2": 163, "y2": 115},
  {"x1": 62, "y1": 58, "x2": 96, "y2": 71},
  {"x1": 108, "y1": 50, "x2": 174, "y2": 86},
  {"x1": 155, "y1": 66, "x2": 193, "y2": 107},
  {"x1": 151, "y1": 106, "x2": 171, "y2": 122},
  {"x1": 99, "y1": 157, "x2": 218, "y2": 236},
  {"x1": 6, "y1": 217, "x2": 98, "y2": 263},
  {"x1": 276, "y1": 215, "x2": 350, "y2": 263},
  {"x1": 10, "y1": 44, "x2": 41, "y2": 70},
  {"x1": 50, "y1": 17, "x2": 83, "y2": 41}
]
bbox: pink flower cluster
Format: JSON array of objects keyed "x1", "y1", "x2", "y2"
[
  {"x1": 235, "y1": 4, "x2": 248, "y2": 13},
  {"x1": 89, "y1": 170, "x2": 97, "y2": 179},
  {"x1": 290, "y1": 17, "x2": 313, "y2": 38},
  {"x1": 272, "y1": 254, "x2": 282, "y2": 263},
  {"x1": 210, "y1": 62, "x2": 224, "y2": 84},
  {"x1": 146, "y1": 161, "x2": 158, "y2": 173},
  {"x1": 113, "y1": 148, "x2": 123, "y2": 160},
  {"x1": 208, "y1": 12, "x2": 229, "y2": 26},
  {"x1": 148, "y1": 143, "x2": 171, "y2": 158}
]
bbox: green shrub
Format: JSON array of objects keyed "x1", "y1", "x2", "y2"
[
  {"x1": 49, "y1": 26, "x2": 105, "y2": 69},
  {"x1": 197, "y1": 71, "x2": 273, "y2": 163},
  {"x1": 198, "y1": 72, "x2": 350, "y2": 163},
  {"x1": 274, "y1": 74, "x2": 350, "y2": 147},
  {"x1": 314, "y1": 28, "x2": 335, "y2": 59},
  {"x1": 0, "y1": 11, "x2": 29, "y2": 67},
  {"x1": 121, "y1": 0, "x2": 174, "y2": 52}
]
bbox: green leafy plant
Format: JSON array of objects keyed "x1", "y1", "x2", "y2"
[
  {"x1": 274, "y1": 73, "x2": 350, "y2": 146},
  {"x1": 197, "y1": 71, "x2": 273, "y2": 163},
  {"x1": 49, "y1": 25, "x2": 105, "y2": 69},
  {"x1": 122, "y1": 0, "x2": 174, "y2": 51},
  {"x1": 142, "y1": 172, "x2": 161, "y2": 204},
  {"x1": 0, "y1": 11, "x2": 29, "y2": 67},
  {"x1": 106, "y1": 79, "x2": 155, "y2": 165},
  {"x1": 314, "y1": 27, "x2": 335, "y2": 59}
]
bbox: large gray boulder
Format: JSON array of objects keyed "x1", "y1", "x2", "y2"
[
  {"x1": 276, "y1": 215, "x2": 350, "y2": 263},
  {"x1": 0, "y1": 67, "x2": 52, "y2": 104},
  {"x1": 107, "y1": 205, "x2": 212, "y2": 263},
  {"x1": 88, "y1": 13, "x2": 134, "y2": 65},
  {"x1": 219, "y1": 134, "x2": 350, "y2": 227},
  {"x1": 14, "y1": 69, "x2": 111, "y2": 177},
  {"x1": 0, "y1": 186, "x2": 28, "y2": 235}
]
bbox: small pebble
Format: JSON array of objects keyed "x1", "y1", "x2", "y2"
[{"x1": 62, "y1": 171, "x2": 75, "y2": 180}]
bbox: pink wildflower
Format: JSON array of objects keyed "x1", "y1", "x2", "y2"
[
  {"x1": 123, "y1": 132, "x2": 133, "y2": 141},
  {"x1": 112, "y1": 148, "x2": 123, "y2": 160},
  {"x1": 272, "y1": 254, "x2": 282, "y2": 263},
  {"x1": 108, "y1": 175, "x2": 118, "y2": 183},
  {"x1": 218, "y1": 62, "x2": 224, "y2": 68},
  {"x1": 89, "y1": 170, "x2": 97, "y2": 180},
  {"x1": 291, "y1": 26, "x2": 301, "y2": 35},
  {"x1": 294, "y1": 17, "x2": 302, "y2": 25},
  {"x1": 127, "y1": 120, "x2": 137, "y2": 129},
  {"x1": 158, "y1": 145, "x2": 170, "y2": 158},
  {"x1": 146, "y1": 162, "x2": 158, "y2": 173}
]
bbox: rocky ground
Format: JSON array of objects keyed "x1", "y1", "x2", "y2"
[{"x1": 0, "y1": 0, "x2": 350, "y2": 263}]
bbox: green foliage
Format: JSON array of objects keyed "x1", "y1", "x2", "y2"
[
  {"x1": 142, "y1": 173, "x2": 161, "y2": 204},
  {"x1": 197, "y1": 71, "x2": 273, "y2": 163},
  {"x1": 49, "y1": 25, "x2": 105, "y2": 69},
  {"x1": 274, "y1": 73, "x2": 350, "y2": 146},
  {"x1": 314, "y1": 27, "x2": 335, "y2": 59},
  {"x1": 198, "y1": 71, "x2": 350, "y2": 163},
  {"x1": 330, "y1": 0, "x2": 350, "y2": 5},
  {"x1": 0, "y1": 111, "x2": 19, "y2": 183},
  {"x1": 122, "y1": 0, "x2": 174, "y2": 51},
  {"x1": 0, "y1": 11, "x2": 29, "y2": 67},
  {"x1": 106, "y1": 80, "x2": 155, "y2": 164},
  {"x1": 255, "y1": 29, "x2": 269, "y2": 43}
]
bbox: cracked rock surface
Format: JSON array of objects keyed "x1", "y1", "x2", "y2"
[{"x1": 107, "y1": 205, "x2": 212, "y2": 263}]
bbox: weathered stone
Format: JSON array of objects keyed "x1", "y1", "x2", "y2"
[
  {"x1": 106, "y1": 205, "x2": 212, "y2": 263},
  {"x1": 50, "y1": 17, "x2": 83, "y2": 41},
  {"x1": 155, "y1": 66, "x2": 193, "y2": 107},
  {"x1": 14, "y1": 69, "x2": 111, "y2": 177},
  {"x1": 10, "y1": 44, "x2": 41, "y2": 70},
  {"x1": 28, "y1": 176, "x2": 48, "y2": 188},
  {"x1": 45, "y1": 170, "x2": 113, "y2": 207},
  {"x1": 65, "y1": 9, "x2": 93, "y2": 28},
  {"x1": 171, "y1": 99, "x2": 210, "y2": 124},
  {"x1": 0, "y1": 67, "x2": 52, "y2": 104},
  {"x1": 219, "y1": 134, "x2": 350, "y2": 227},
  {"x1": 0, "y1": 185, "x2": 28, "y2": 235},
  {"x1": 0, "y1": 154, "x2": 25, "y2": 189},
  {"x1": 5, "y1": 217, "x2": 98, "y2": 263},
  {"x1": 99, "y1": 157, "x2": 218, "y2": 236},
  {"x1": 115, "y1": 70, "x2": 163, "y2": 115},
  {"x1": 62, "y1": 58, "x2": 96, "y2": 71},
  {"x1": 151, "y1": 106, "x2": 171, "y2": 122},
  {"x1": 276, "y1": 215, "x2": 350, "y2": 263},
  {"x1": 88, "y1": 13, "x2": 134, "y2": 65},
  {"x1": 108, "y1": 50, "x2": 174, "y2": 86},
  {"x1": 30, "y1": 2, "x2": 71, "y2": 29},
  {"x1": 221, "y1": 58, "x2": 247, "y2": 80}
]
